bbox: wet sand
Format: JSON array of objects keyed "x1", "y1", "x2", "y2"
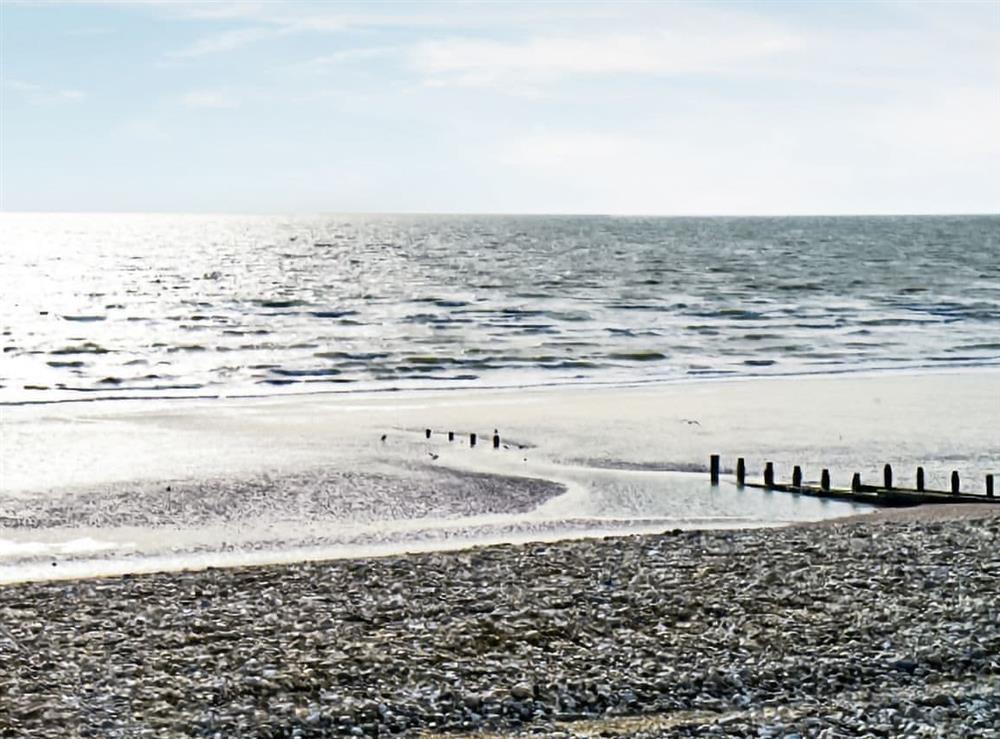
[{"x1": 3, "y1": 369, "x2": 997, "y2": 581}]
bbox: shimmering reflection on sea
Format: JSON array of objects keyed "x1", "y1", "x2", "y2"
[{"x1": 2, "y1": 213, "x2": 998, "y2": 403}]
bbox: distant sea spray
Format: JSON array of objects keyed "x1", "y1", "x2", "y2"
[{"x1": 2, "y1": 213, "x2": 998, "y2": 404}]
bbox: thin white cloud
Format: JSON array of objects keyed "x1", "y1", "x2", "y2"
[
  {"x1": 411, "y1": 22, "x2": 802, "y2": 92},
  {"x1": 179, "y1": 90, "x2": 240, "y2": 109},
  {"x1": 301, "y1": 46, "x2": 396, "y2": 68},
  {"x1": 167, "y1": 26, "x2": 274, "y2": 58},
  {"x1": 862, "y1": 88, "x2": 1000, "y2": 160},
  {"x1": 500, "y1": 132, "x2": 635, "y2": 168},
  {"x1": 3, "y1": 79, "x2": 86, "y2": 104}
]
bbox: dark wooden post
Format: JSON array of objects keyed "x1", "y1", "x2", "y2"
[
  {"x1": 883, "y1": 463, "x2": 893, "y2": 489},
  {"x1": 851, "y1": 473, "x2": 861, "y2": 492},
  {"x1": 987, "y1": 474, "x2": 995, "y2": 498},
  {"x1": 764, "y1": 462, "x2": 774, "y2": 488},
  {"x1": 470, "y1": 433, "x2": 477, "y2": 447},
  {"x1": 448, "y1": 431, "x2": 454, "y2": 442},
  {"x1": 916, "y1": 466, "x2": 925, "y2": 492},
  {"x1": 951, "y1": 470, "x2": 960, "y2": 495},
  {"x1": 820, "y1": 469, "x2": 830, "y2": 492},
  {"x1": 710, "y1": 455, "x2": 720, "y2": 485},
  {"x1": 425, "y1": 428, "x2": 431, "y2": 439},
  {"x1": 736, "y1": 458, "x2": 746, "y2": 487},
  {"x1": 493, "y1": 432, "x2": 500, "y2": 449},
  {"x1": 792, "y1": 465, "x2": 802, "y2": 488}
]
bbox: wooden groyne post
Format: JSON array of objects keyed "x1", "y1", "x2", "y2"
[
  {"x1": 470, "y1": 433, "x2": 477, "y2": 447},
  {"x1": 916, "y1": 466, "x2": 925, "y2": 492},
  {"x1": 493, "y1": 432, "x2": 501, "y2": 449},
  {"x1": 736, "y1": 458, "x2": 746, "y2": 487},
  {"x1": 851, "y1": 472, "x2": 862, "y2": 492},
  {"x1": 448, "y1": 431, "x2": 455, "y2": 442},
  {"x1": 710, "y1": 454, "x2": 720, "y2": 485},
  {"x1": 951, "y1": 470, "x2": 960, "y2": 495},
  {"x1": 821, "y1": 469, "x2": 830, "y2": 492},
  {"x1": 988, "y1": 474, "x2": 995, "y2": 498},
  {"x1": 425, "y1": 428, "x2": 431, "y2": 439},
  {"x1": 764, "y1": 462, "x2": 775, "y2": 488},
  {"x1": 883, "y1": 463, "x2": 893, "y2": 489},
  {"x1": 792, "y1": 465, "x2": 802, "y2": 489}
]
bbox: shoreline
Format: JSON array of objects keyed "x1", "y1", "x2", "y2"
[
  {"x1": 2, "y1": 505, "x2": 996, "y2": 737},
  {"x1": 3, "y1": 360, "x2": 998, "y2": 409}
]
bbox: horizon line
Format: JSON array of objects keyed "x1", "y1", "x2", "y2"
[{"x1": 2, "y1": 209, "x2": 998, "y2": 219}]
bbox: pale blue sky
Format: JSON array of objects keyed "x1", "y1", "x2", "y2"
[{"x1": 2, "y1": 1, "x2": 998, "y2": 214}]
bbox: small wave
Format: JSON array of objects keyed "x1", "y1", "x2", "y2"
[
  {"x1": 608, "y1": 351, "x2": 667, "y2": 361},
  {"x1": 61, "y1": 315, "x2": 106, "y2": 322},
  {"x1": 955, "y1": 342, "x2": 1000, "y2": 351},
  {"x1": 860, "y1": 317, "x2": 938, "y2": 326},
  {"x1": 314, "y1": 351, "x2": 390, "y2": 361},
  {"x1": 270, "y1": 368, "x2": 343, "y2": 377},
  {"x1": 254, "y1": 299, "x2": 308, "y2": 309},
  {"x1": 50, "y1": 343, "x2": 110, "y2": 355},
  {"x1": 310, "y1": 310, "x2": 358, "y2": 319}
]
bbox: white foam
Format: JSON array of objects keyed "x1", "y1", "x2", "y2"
[{"x1": 0, "y1": 537, "x2": 130, "y2": 559}]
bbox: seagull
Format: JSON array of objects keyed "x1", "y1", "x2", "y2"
[{"x1": 429, "y1": 452, "x2": 439, "y2": 460}]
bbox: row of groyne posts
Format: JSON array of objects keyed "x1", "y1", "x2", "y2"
[
  {"x1": 425, "y1": 428, "x2": 502, "y2": 448},
  {"x1": 708, "y1": 455, "x2": 997, "y2": 506}
]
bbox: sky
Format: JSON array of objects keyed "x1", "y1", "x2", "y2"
[{"x1": 1, "y1": 0, "x2": 998, "y2": 215}]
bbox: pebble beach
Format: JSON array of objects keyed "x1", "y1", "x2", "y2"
[{"x1": 2, "y1": 504, "x2": 997, "y2": 738}]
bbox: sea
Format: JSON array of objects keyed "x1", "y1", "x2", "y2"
[{"x1": 2, "y1": 213, "x2": 999, "y2": 405}]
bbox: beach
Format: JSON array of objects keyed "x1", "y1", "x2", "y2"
[
  {"x1": 5, "y1": 0, "x2": 999, "y2": 733},
  {"x1": 2, "y1": 504, "x2": 997, "y2": 737},
  {"x1": 4, "y1": 369, "x2": 999, "y2": 581},
  {"x1": 3, "y1": 369, "x2": 997, "y2": 736}
]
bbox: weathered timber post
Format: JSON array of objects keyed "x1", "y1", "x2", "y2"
[
  {"x1": 470, "y1": 433, "x2": 477, "y2": 447},
  {"x1": 820, "y1": 469, "x2": 831, "y2": 492},
  {"x1": 851, "y1": 473, "x2": 862, "y2": 492},
  {"x1": 425, "y1": 428, "x2": 432, "y2": 439},
  {"x1": 493, "y1": 432, "x2": 500, "y2": 449},
  {"x1": 987, "y1": 474, "x2": 995, "y2": 497},
  {"x1": 448, "y1": 431, "x2": 455, "y2": 442},
  {"x1": 951, "y1": 470, "x2": 960, "y2": 495},
  {"x1": 792, "y1": 465, "x2": 802, "y2": 488},
  {"x1": 764, "y1": 462, "x2": 775, "y2": 488},
  {"x1": 883, "y1": 463, "x2": 893, "y2": 490},
  {"x1": 710, "y1": 455, "x2": 720, "y2": 485},
  {"x1": 736, "y1": 458, "x2": 746, "y2": 487},
  {"x1": 916, "y1": 466, "x2": 925, "y2": 492}
]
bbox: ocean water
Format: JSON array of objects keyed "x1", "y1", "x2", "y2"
[{"x1": 2, "y1": 213, "x2": 998, "y2": 404}]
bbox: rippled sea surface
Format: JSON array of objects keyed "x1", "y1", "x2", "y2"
[{"x1": 2, "y1": 213, "x2": 998, "y2": 404}]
